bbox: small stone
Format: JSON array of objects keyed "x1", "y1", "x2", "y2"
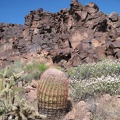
[
  {"x1": 64, "y1": 108, "x2": 77, "y2": 120},
  {"x1": 30, "y1": 80, "x2": 38, "y2": 88},
  {"x1": 24, "y1": 86, "x2": 34, "y2": 93},
  {"x1": 77, "y1": 101, "x2": 87, "y2": 108}
]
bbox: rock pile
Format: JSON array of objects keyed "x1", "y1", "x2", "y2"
[{"x1": 0, "y1": 0, "x2": 120, "y2": 67}]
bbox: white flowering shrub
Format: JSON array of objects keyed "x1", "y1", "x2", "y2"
[
  {"x1": 70, "y1": 75, "x2": 120, "y2": 101},
  {"x1": 67, "y1": 59, "x2": 120, "y2": 80},
  {"x1": 67, "y1": 59, "x2": 120, "y2": 101}
]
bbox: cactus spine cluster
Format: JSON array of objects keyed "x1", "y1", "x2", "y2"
[
  {"x1": 0, "y1": 67, "x2": 46, "y2": 120},
  {"x1": 37, "y1": 68, "x2": 69, "y2": 119}
]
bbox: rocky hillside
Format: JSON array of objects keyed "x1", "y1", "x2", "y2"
[{"x1": 0, "y1": 0, "x2": 120, "y2": 67}]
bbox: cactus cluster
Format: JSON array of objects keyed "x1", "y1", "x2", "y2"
[
  {"x1": 37, "y1": 68, "x2": 69, "y2": 119},
  {"x1": 0, "y1": 66, "x2": 46, "y2": 120}
]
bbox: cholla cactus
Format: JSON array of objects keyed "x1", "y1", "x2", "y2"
[
  {"x1": 0, "y1": 67, "x2": 46, "y2": 120},
  {"x1": 37, "y1": 68, "x2": 69, "y2": 119}
]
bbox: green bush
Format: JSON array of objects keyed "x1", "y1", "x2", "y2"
[
  {"x1": 23, "y1": 62, "x2": 48, "y2": 82},
  {"x1": 0, "y1": 61, "x2": 49, "y2": 83},
  {"x1": 70, "y1": 76, "x2": 120, "y2": 102},
  {"x1": 68, "y1": 59, "x2": 120, "y2": 102},
  {"x1": 67, "y1": 59, "x2": 120, "y2": 80},
  {"x1": 25, "y1": 62, "x2": 48, "y2": 72}
]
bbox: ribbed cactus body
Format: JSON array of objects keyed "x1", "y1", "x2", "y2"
[{"x1": 37, "y1": 68, "x2": 69, "y2": 119}]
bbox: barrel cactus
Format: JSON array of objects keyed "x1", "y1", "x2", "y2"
[{"x1": 37, "y1": 68, "x2": 69, "y2": 119}]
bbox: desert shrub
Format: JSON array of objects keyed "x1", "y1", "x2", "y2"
[
  {"x1": 0, "y1": 61, "x2": 49, "y2": 83},
  {"x1": 25, "y1": 62, "x2": 48, "y2": 73},
  {"x1": 23, "y1": 61, "x2": 49, "y2": 82},
  {"x1": 0, "y1": 61, "x2": 24, "y2": 78},
  {"x1": 22, "y1": 70, "x2": 40, "y2": 83},
  {"x1": 70, "y1": 75, "x2": 120, "y2": 102},
  {"x1": 68, "y1": 59, "x2": 120, "y2": 101},
  {"x1": 67, "y1": 59, "x2": 120, "y2": 80},
  {"x1": 54, "y1": 65, "x2": 64, "y2": 71}
]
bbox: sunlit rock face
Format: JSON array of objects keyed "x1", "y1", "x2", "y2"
[{"x1": 0, "y1": 0, "x2": 120, "y2": 67}]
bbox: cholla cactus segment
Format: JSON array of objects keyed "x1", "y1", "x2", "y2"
[{"x1": 37, "y1": 68, "x2": 69, "y2": 119}]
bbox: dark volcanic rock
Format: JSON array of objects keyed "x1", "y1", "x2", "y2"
[
  {"x1": 109, "y1": 12, "x2": 119, "y2": 22},
  {"x1": 0, "y1": 0, "x2": 120, "y2": 67}
]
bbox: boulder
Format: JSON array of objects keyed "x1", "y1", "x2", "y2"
[{"x1": 109, "y1": 12, "x2": 119, "y2": 22}]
